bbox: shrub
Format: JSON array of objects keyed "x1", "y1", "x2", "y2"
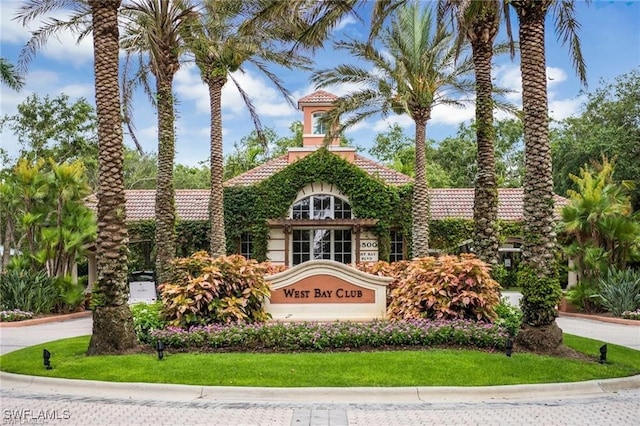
[
  {"x1": 565, "y1": 280, "x2": 602, "y2": 313},
  {"x1": 0, "y1": 270, "x2": 58, "y2": 314},
  {"x1": 596, "y1": 267, "x2": 640, "y2": 317},
  {"x1": 494, "y1": 298, "x2": 523, "y2": 337},
  {"x1": 491, "y1": 264, "x2": 518, "y2": 289},
  {"x1": 150, "y1": 319, "x2": 509, "y2": 352},
  {"x1": 131, "y1": 302, "x2": 167, "y2": 343},
  {"x1": 387, "y1": 254, "x2": 501, "y2": 322},
  {"x1": 621, "y1": 310, "x2": 640, "y2": 320},
  {"x1": 53, "y1": 275, "x2": 86, "y2": 313},
  {"x1": 517, "y1": 267, "x2": 562, "y2": 326},
  {"x1": 159, "y1": 252, "x2": 272, "y2": 327},
  {"x1": 356, "y1": 260, "x2": 410, "y2": 303},
  {"x1": 0, "y1": 309, "x2": 34, "y2": 322}
]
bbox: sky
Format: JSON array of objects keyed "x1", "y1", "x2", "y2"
[{"x1": 1, "y1": 0, "x2": 639, "y2": 168}]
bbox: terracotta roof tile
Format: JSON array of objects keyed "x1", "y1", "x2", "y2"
[
  {"x1": 297, "y1": 90, "x2": 338, "y2": 107},
  {"x1": 224, "y1": 155, "x2": 289, "y2": 187},
  {"x1": 224, "y1": 153, "x2": 413, "y2": 187},
  {"x1": 430, "y1": 188, "x2": 568, "y2": 221},
  {"x1": 353, "y1": 154, "x2": 413, "y2": 186},
  {"x1": 85, "y1": 189, "x2": 210, "y2": 222},
  {"x1": 87, "y1": 188, "x2": 567, "y2": 223}
]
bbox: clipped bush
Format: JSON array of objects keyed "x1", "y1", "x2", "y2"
[
  {"x1": 517, "y1": 267, "x2": 562, "y2": 326},
  {"x1": 596, "y1": 267, "x2": 640, "y2": 317},
  {"x1": 159, "y1": 252, "x2": 272, "y2": 327},
  {"x1": 150, "y1": 319, "x2": 509, "y2": 352},
  {"x1": 131, "y1": 301, "x2": 167, "y2": 343},
  {"x1": 387, "y1": 254, "x2": 501, "y2": 322}
]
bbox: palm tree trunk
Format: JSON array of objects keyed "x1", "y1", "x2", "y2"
[
  {"x1": 471, "y1": 25, "x2": 499, "y2": 266},
  {"x1": 412, "y1": 113, "x2": 431, "y2": 258},
  {"x1": 207, "y1": 78, "x2": 227, "y2": 257},
  {"x1": 154, "y1": 76, "x2": 177, "y2": 284},
  {"x1": 514, "y1": 0, "x2": 557, "y2": 278},
  {"x1": 87, "y1": 0, "x2": 137, "y2": 355}
]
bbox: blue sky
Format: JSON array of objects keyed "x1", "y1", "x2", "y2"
[{"x1": 1, "y1": 0, "x2": 639, "y2": 167}]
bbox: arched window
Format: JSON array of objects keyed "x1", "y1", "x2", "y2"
[
  {"x1": 312, "y1": 112, "x2": 327, "y2": 135},
  {"x1": 291, "y1": 195, "x2": 352, "y2": 220}
]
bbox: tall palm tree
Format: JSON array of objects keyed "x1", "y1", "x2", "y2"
[
  {"x1": 186, "y1": 0, "x2": 310, "y2": 257},
  {"x1": 16, "y1": 0, "x2": 137, "y2": 353},
  {"x1": 120, "y1": 0, "x2": 196, "y2": 284},
  {"x1": 86, "y1": 0, "x2": 137, "y2": 355},
  {"x1": 0, "y1": 58, "x2": 24, "y2": 91},
  {"x1": 312, "y1": 2, "x2": 475, "y2": 258},
  {"x1": 511, "y1": 0, "x2": 586, "y2": 279},
  {"x1": 508, "y1": 0, "x2": 587, "y2": 349},
  {"x1": 439, "y1": 0, "x2": 511, "y2": 266}
]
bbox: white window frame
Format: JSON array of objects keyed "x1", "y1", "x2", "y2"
[{"x1": 312, "y1": 112, "x2": 327, "y2": 135}]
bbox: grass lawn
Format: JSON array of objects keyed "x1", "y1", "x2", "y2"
[{"x1": 1, "y1": 334, "x2": 638, "y2": 387}]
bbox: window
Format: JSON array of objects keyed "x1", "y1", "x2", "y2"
[
  {"x1": 292, "y1": 195, "x2": 352, "y2": 220},
  {"x1": 240, "y1": 232, "x2": 253, "y2": 259},
  {"x1": 312, "y1": 112, "x2": 327, "y2": 135},
  {"x1": 292, "y1": 229, "x2": 352, "y2": 266},
  {"x1": 390, "y1": 230, "x2": 404, "y2": 262}
]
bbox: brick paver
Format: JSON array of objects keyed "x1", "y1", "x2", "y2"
[{"x1": 2, "y1": 389, "x2": 639, "y2": 425}]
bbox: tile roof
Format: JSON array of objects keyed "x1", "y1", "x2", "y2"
[
  {"x1": 297, "y1": 90, "x2": 338, "y2": 106},
  {"x1": 224, "y1": 153, "x2": 413, "y2": 187},
  {"x1": 86, "y1": 188, "x2": 567, "y2": 223},
  {"x1": 430, "y1": 188, "x2": 568, "y2": 221},
  {"x1": 224, "y1": 155, "x2": 289, "y2": 187},
  {"x1": 85, "y1": 189, "x2": 210, "y2": 222}
]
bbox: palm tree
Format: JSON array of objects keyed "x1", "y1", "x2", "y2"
[
  {"x1": 439, "y1": 0, "x2": 511, "y2": 266},
  {"x1": 508, "y1": 0, "x2": 587, "y2": 349},
  {"x1": 0, "y1": 58, "x2": 24, "y2": 91},
  {"x1": 511, "y1": 0, "x2": 586, "y2": 276},
  {"x1": 186, "y1": 0, "x2": 310, "y2": 257},
  {"x1": 120, "y1": 0, "x2": 196, "y2": 284},
  {"x1": 86, "y1": 0, "x2": 137, "y2": 355},
  {"x1": 312, "y1": 2, "x2": 475, "y2": 258}
]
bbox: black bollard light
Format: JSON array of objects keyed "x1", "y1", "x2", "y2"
[
  {"x1": 43, "y1": 349, "x2": 52, "y2": 370},
  {"x1": 599, "y1": 344, "x2": 607, "y2": 364},
  {"x1": 505, "y1": 337, "x2": 514, "y2": 357},
  {"x1": 156, "y1": 340, "x2": 165, "y2": 360}
]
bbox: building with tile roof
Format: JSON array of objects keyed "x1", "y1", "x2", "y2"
[{"x1": 89, "y1": 90, "x2": 567, "y2": 273}]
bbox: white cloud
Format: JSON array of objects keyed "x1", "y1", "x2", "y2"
[
  {"x1": 546, "y1": 67, "x2": 567, "y2": 88},
  {"x1": 1, "y1": 1, "x2": 93, "y2": 67},
  {"x1": 549, "y1": 94, "x2": 587, "y2": 121},
  {"x1": 333, "y1": 15, "x2": 357, "y2": 32}
]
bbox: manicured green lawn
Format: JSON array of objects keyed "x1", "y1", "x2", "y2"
[{"x1": 1, "y1": 334, "x2": 638, "y2": 387}]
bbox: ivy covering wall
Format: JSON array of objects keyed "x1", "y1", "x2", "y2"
[{"x1": 126, "y1": 148, "x2": 525, "y2": 267}]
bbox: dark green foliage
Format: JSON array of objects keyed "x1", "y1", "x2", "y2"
[
  {"x1": 596, "y1": 267, "x2": 640, "y2": 317},
  {"x1": 494, "y1": 299, "x2": 523, "y2": 337},
  {"x1": 224, "y1": 148, "x2": 413, "y2": 261},
  {"x1": 0, "y1": 270, "x2": 58, "y2": 314},
  {"x1": 131, "y1": 301, "x2": 167, "y2": 343},
  {"x1": 517, "y1": 267, "x2": 562, "y2": 326},
  {"x1": 565, "y1": 280, "x2": 602, "y2": 313}
]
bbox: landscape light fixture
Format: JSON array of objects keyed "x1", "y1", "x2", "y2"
[
  {"x1": 43, "y1": 349, "x2": 52, "y2": 370},
  {"x1": 156, "y1": 340, "x2": 165, "y2": 360},
  {"x1": 505, "y1": 337, "x2": 514, "y2": 357},
  {"x1": 599, "y1": 344, "x2": 607, "y2": 364}
]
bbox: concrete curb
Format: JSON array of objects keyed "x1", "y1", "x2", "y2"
[
  {"x1": 0, "y1": 311, "x2": 92, "y2": 328},
  {"x1": 2, "y1": 371, "x2": 639, "y2": 404},
  {"x1": 559, "y1": 312, "x2": 640, "y2": 326}
]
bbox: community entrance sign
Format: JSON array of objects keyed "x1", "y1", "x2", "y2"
[{"x1": 265, "y1": 260, "x2": 392, "y2": 321}]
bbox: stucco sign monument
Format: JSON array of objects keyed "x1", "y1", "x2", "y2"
[{"x1": 265, "y1": 260, "x2": 392, "y2": 321}]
